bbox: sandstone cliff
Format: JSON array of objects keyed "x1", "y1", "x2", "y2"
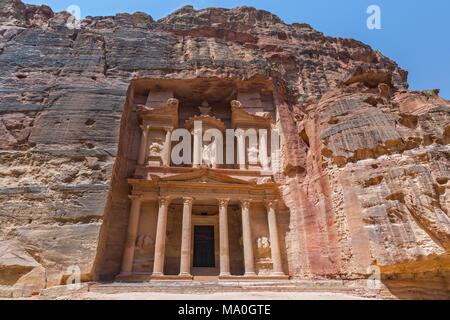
[{"x1": 0, "y1": 0, "x2": 448, "y2": 298}]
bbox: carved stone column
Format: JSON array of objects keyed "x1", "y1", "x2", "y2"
[
  {"x1": 265, "y1": 200, "x2": 284, "y2": 276},
  {"x1": 235, "y1": 130, "x2": 246, "y2": 170},
  {"x1": 162, "y1": 128, "x2": 172, "y2": 167},
  {"x1": 241, "y1": 200, "x2": 256, "y2": 276},
  {"x1": 121, "y1": 195, "x2": 142, "y2": 274},
  {"x1": 152, "y1": 196, "x2": 170, "y2": 276},
  {"x1": 218, "y1": 198, "x2": 231, "y2": 276},
  {"x1": 179, "y1": 197, "x2": 194, "y2": 276},
  {"x1": 138, "y1": 124, "x2": 150, "y2": 165},
  {"x1": 259, "y1": 129, "x2": 270, "y2": 171},
  {"x1": 193, "y1": 127, "x2": 202, "y2": 168}
]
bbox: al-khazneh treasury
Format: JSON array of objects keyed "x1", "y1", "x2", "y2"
[{"x1": 0, "y1": 1, "x2": 449, "y2": 299}]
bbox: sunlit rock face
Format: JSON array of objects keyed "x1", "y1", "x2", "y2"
[{"x1": 0, "y1": 0, "x2": 449, "y2": 298}]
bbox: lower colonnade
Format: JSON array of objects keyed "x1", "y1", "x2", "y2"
[{"x1": 118, "y1": 194, "x2": 288, "y2": 281}]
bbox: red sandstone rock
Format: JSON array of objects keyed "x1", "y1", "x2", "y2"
[{"x1": 0, "y1": 0, "x2": 449, "y2": 298}]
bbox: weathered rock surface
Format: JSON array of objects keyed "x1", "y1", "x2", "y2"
[{"x1": 0, "y1": 0, "x2": 448, "y2": 298}]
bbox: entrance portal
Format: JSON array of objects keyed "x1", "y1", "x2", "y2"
[{"x1": 193, "y1": 226, "x2": 215, "y2": 268}]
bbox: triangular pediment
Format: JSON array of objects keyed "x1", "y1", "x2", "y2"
[{"x1": 160, "y1": 169, "x2": 252, "y2": 185}]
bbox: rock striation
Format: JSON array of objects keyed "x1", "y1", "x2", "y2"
[{"x1": 0, "y1": 0, "x2": 448, "y2": 298}]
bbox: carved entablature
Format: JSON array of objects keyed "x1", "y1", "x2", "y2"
[
  {"x1": 128, "y1": 168, "x2": 280, "y2": 201},
  {"x1": 231, "y1": 100, "x2": 272, "y2": 130}
]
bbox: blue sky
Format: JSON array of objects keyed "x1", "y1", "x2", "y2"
[{"x1": 25, "y1": 0, "x2": 450, "y2": 99}]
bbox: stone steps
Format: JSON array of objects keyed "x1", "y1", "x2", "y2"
[{"x1": 88, "y1": 280, "x2": 383, "y2": 297}]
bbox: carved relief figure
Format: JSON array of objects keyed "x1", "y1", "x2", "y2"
[
  {"x1": 256, "y1": 236, "x2": 272, "y2": 275},
  {"x1": 256, "y1": 236, "x2": 271, "y2": 258},
  {"x1": 149, "y1": 140, "x2": 164, "y2": 157},
  {"x1": 136, "y1": 234, "x2": 155, "y2": 250},
  {"x1": 257, "y1": 236, "x2": 271, "y2": 249},
  {"x1": 202, "y1": 142, "x2": 217, "y2": 168},
  {"x1": 248, "y1": 146, "x2": 259, "y2": 164}
]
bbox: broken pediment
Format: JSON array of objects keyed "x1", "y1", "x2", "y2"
[
  {"x1": 231, "y1": 100, "x2": 272, "y2": 129},
  {"x1": 137, "y1": 98, "x2": 179, "y2": 128}
]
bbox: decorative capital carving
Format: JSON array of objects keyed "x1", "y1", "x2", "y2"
[
  {"x1": 167, "y1": 98, "x2": 179, "y2": 108},
  {"x1": 183, "y1": 197, "x2": 194, "y2": 206},
  {"x1": 265, "y1": 199, "x2": 278, "y2": 210},
  {"x1": 218, "y1": 198, "x2": 230, "y2": 208},
  {"x1": 231, "y1": 100, "x2": 242, "y2": 109},
  {"x1": 234, "y1": 128, "x2": 245, "y2": 138},
  {"x1": 240, "y1": 199, "x2": 251, "y2": 210},
  {"x1": 165, "y1": 127, "x2": 174, "y2": 134},
  {"x1": 158, "y1": 196, "x2": 170, "y2": 207},
  {"x1": 139, "y1": 124, "x2": 150, "y2": 133},
  {"x1": 129, "y1": 195, "x2": 143, "y2": 202}
]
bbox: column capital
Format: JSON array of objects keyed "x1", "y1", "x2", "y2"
[
  {"x1": 129, "y1": 195, "x2": 143, "y2": 202},
  {"x1": 240, "y1": 199, "x2": 252, "y2": 210},
  {"x1": 235, "y1": 129, "x2": 245, "y2": 138},
  {"x1": 182, "y1": 197, "x2": 194, "y2": 206},
  {"x1": 265, "y1": 199, "x2": 278, "y2": 210},
  {"x1": 139, "y1": 124, "x2": 150, "y2": 132},
  {"x1": 167, "y1": 98, "x2": 179, "y2": 107},
  {"x1": 158, "y1": 196, "x2": 171, "y2": 207},
  {"x1": 218, "y1": 198, "x2": 230, "y2": 208}
]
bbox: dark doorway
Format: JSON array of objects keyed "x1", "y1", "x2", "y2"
[{"x1": 193, "y1": 226, "x2": 215, "y2": 268}]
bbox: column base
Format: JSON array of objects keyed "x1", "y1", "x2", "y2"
[
  {"x1": 151, "y1": 274, "x2": 193, "y2": 281},
  {"x1": 152, "y1": 272, "x2": 164, "y2": 277},
  {"x1": 116, "y1": 273, "x2": 193, "y2": 282},
  {"x1": 219, "y1": 275, "x2": 290, "y2": 281},
  {"x1": 116, "y1": 272, "x2": 132, "y2": 279}
]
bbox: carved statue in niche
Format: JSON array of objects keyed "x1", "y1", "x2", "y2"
[
  {"x1": 133, "y1": 234, "x2": 155, "y2": 272},
  {"x1": 257, "y1": 236, "x2": 271, "y2": 251},
  {"x1": 202, "y1": 142, "x2": 217, "y2": 168},
  {"x1": 248, "y1": 146, "x2": 259, "y2": 164},
  {"x1": 149, "y1": 138, "x2": 164, "y2": 157},
  {"x1": 136, "y1": 234, "x2": 155, "y2": 250},
  {"x1": 256, "y1": 236, "x2": 272, "y2": 275}
]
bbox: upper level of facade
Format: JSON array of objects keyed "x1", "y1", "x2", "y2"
[{"x1": 131, "y1": 78, "x2": 281, "y2": 179}]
